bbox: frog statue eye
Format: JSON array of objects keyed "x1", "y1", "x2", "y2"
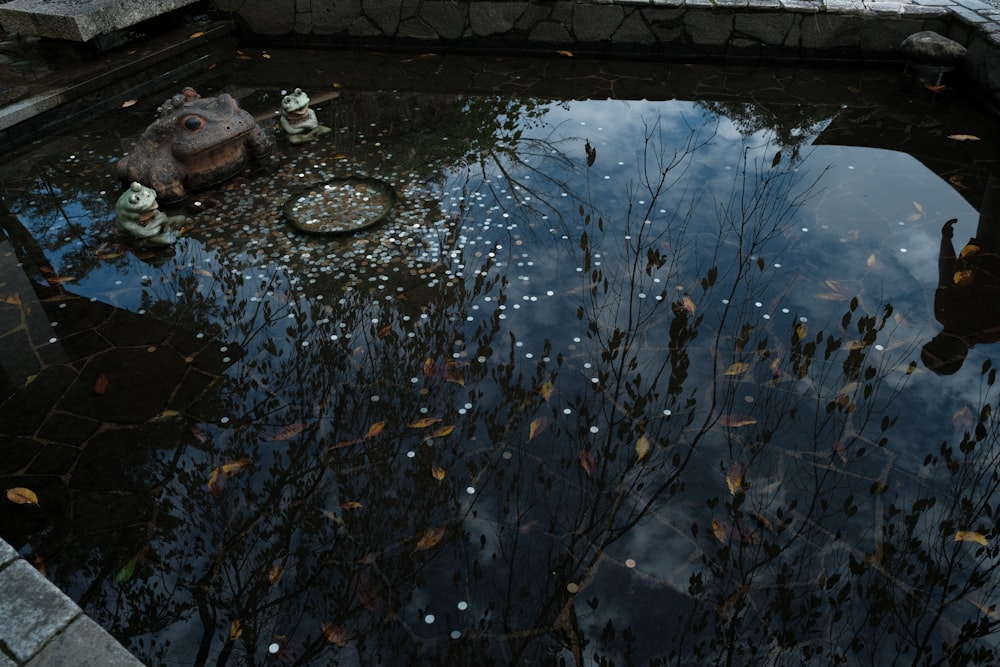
[{"x1": 181, "y1": 115, "x2": 206, "y2": 131}]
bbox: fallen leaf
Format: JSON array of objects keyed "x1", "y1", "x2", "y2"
[
  {"x1": 636, "y1": 433, "x2": 652, "y2": 461},
  {"x1": 120, "y1": 98, "x2": 138, "y2": 108},
  {"x1": 94, "y1": 373, "x2": 110, "y2": 395},
  {"x1": 365, "y1": 421, "x2": 387, "y2": 438},
  {"x1": 556, "y1": 49, "x2": 574, "y2": 57},
  {"x1": 949, "y1": 175, "x2": 968, "y2": 189},
  {"x1": 723, "y1": 362, "x2": 751, "y2": 376},
  {"x1": 955, "y1": 530, "x2": 988, "y2": 546},
  {"x1": 866, "y1": 254, "x2": 879, "y2": 268},
  {"x1": 431, "y1": 465, "x2": 446, "y2": 480},
  {"x1": 2, "y1": 293, "x2": 21, "y2": 305},
  {"x1": 321, "y1": 622, "x2": 350, "y2": 646},
  {"x1": 377, "y1": 324, "x2": 392, "y2": 339},
  {"x1": 712, "y1": 519, "x2": 729, "y2": 542},
  {"x1": 339, "y1": 501, "x2": 362, "y2": 509},
  {"x1": 6, "y1": 487, "x2": 40, "y2": 507},
  {"x1": 422, "y1": 358, "x2": 437, "y2": 378},
  {"x1": 723, "y1": 414, "x2": 757, "y2": 428},
  {"x1": 924, "y1": 83, "x2": 950, "y2": 93},
  {"x1": 538, "y1": 380, "x2": 555, "y2": 401},
  {"x1": 268, "y1": 563, "x2": 285, "y2": 585},
  {"x1": 682, "y1": 296, "x2": 696, "y2": 314},
  {"x1": 115, "y1": 555, "x2": 138, "y2": 583},
  {"x1": 443, "y1": 360, "x2": 465, "y2": 385},
  {"x1": 528, "y1": 416, "x2": 547, "y2": 441},
  {"x1": 189, "y1": 31, "x2": 205, "y2": 39},
  {"x1": 427, "y1": 424, "x2": 455, "y2": 439},
  {"x1": 208, "y1": 458, "x2": 251, "y2": 494},
  {"x1": 726, "y1": 462, "x2": 744, "y2": 495},
  {"x1": 229, "y1": 619, "x2": 243, "y2": 640},
  {"x1": 408, "y1": 417, "x2": 441, "y2": 429},
  {"x1": 578, "y1": 450, "x2": 597, "y2": 479},
  {"x1": 271, "y1": 421, "x2": 306, "y2": 441},
  {"x1": 414, "y1": 525, "x2": 446, "y2": 552},
  {"x1": 948, "y1": 134, "x2": 980, "y2": 141}
]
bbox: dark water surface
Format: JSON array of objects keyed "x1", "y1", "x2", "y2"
[{"x1": 2, "y1": 50, "x2": 1000, "y2": 666}]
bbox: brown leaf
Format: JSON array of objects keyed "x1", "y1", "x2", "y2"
[
  {"x1": 556, "y1": 49, "x2": 574, "y2": 57},
  {"x1": 229, "y1": 619, "x2": 243, "y2": 640},
  {"x1": 94, "y1": 373, "x2": 110, "y2": 395},
  {"x1": 431, "y1": 465, "x2": 446, "y2": 481},
  {"x1": 414, "y1": 525, "x2": 445, "y2": 552},
  {"x1": 723, "y1": 414, "x2": 757, "y2": 428},
  {"x1": 2, "y1": 293, "x2": 21, "y2": 305},
  {"x1": 682, "y1": 296, "x2": 696, "y2": 314},
  {"x1": 377, "y1": 324, "x2": 392, "y2": 339},
  {"x1": 578, "y1": 450, "x2": 597, "y2": 479},
  {"x1": 948, "y1": 134, "x2": 981, "y2": 142},
  {"x1": 422, "y1": 358, "x2": 437, "y2": 378},
  {"x1": 528, "y1": 416, "x2": 547, "y2": 441},
  {"x1": 723, "y1": 362, "x2": 750, "y2": 377},
  {"x1": 189, "y1": 31, "x2": 205, "y2": 39},
  {"x1": 268, "y1": 563, "x2": 285, "y2": 585},
  {"x1": 208, "y1": 458, "x2": 251, "y2": 494},
  {"x1": 725, "y1": 462, "x2": 744, "y2": 495},
  {"x1": 271, "y1": 421, "x2": 306, "y2": 441},
  {"x1": 443, "y1": 360, "x2": 465, "y2": 385},
  {"x1": 321, "y1": 622, "x2": 350, "y2": 647},
  {"x1": 537, "y1": 380, "x2": 555, "y2": 401},
  {"x1": 6, "y1": 487, "x2": 40, "y2": 507},
  {"x1": 408, "y1": 417, "x2": 441, "y2": 429},
  {"x1": 427, "y1": 424, "x2": 455, "y2": 439},
  {"x1": 339, "y1": 501, "x2": 363, "y2": 509},
  {"x1": 120, "y1": 98, "x2": 138, "y2": 108}
]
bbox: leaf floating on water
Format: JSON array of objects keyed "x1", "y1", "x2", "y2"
[
  {"x1": 682, "y1": 296, "x2": 696, "y2": 314},
  {"x1": 431, "y1": 465, "x2": 446, "y2": 481},
  {"x1": 422, "y1": 358, "x2": 437, "y2": 378},
  {"x1": 866, "y1": 254, "x2": 879, "y2": 268},
  {"x1": 955, "y1": 530, "x2": 988, "y2": 546},
  {"x1": 537, "y1": 380, "x2": 555, "y2": 402},
  {"x1": 725, "y1": 462, "x2": 744, "y2": 495},
  {"x1": 6, "y1": 487, "x2": 40, "y2": 507},
  {"x1": 949, "y1": 174, "x2": 968, "y2": 189},
  {"x1": 948, "y1": 134, "x2": 981, "y2": 141},
  {"x1": 443, "y1": 360, "x2": 465, "y2": 385},
  {"x1": 94, "y1": 373, "x2": 110, "y2": 395},
  {"x1": 229, "y1": 619, "x2": 243, "y2": 640},
  {"x1": 723, "y1": 362, "x2": 751, "y2": 376},
  {"x1": 321, "y1": 622, "x2": 351, "y2": 647},
  {"x1": 377, "y1": 324, "x2": 392, "y2": 339},
  {"x1": 208, "y1": 458, "x2": 251, "y2": 494},
  {"x1": 364, "y1": 421, "x2": 387, "y2": 438},
  {"x1": 556, "y1": 49, "x2": 574, "y2": 57},
  {"x1": 427, "y1": 424, "x2": 455, "y2": 439},
  {"x1": 578, "y1": 450, "x2": 597, "y2": 479},
  {"x1": 271, "y1": 421, "x2": 306, "y2": 441},
  {"x1": 115, "y1": 555, "x2": 138, "y2": 583},
  {"x1": 408, "y1": 417, "x2": 441, "y2": 429},
  {"x1": 636, "y1": 433, "x2": 652, "y2": 461},
  {"x1": 414, "y1": 525, "x2": 446, "y2": 552},
  {"x1": 712, "y1": 519, "x2": 729, "y2": 542},
  {"x1": 268, "y1": 563, "x2": 285, "y2": 585},
  {"x1": 528, "y1": 416, "x2": 547, "y2": 441},
  {"x1": 339, "y1": 501, "x2": 362, "y2": 509},
  {"x1": 120, "y1": 98, "x2": 138, "y2": 108},
  {"x1": 723, "y1": 414, "x2": 757, "y2": 428}
]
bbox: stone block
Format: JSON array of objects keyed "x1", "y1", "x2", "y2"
[
  {"x1": 469, "y1": 2, "x2": 528, "y2": 37},
  {"x1": 0, "y1": 0, "x2": 201, "y2": 42},
  {"x1": 420, "y1": 2, "x2": 467, "y2": 40},
  {"x1": 0, "y1": 538, "x2": 16, "y2": 567},
  {"x1": 25, "y1": 615, "x2": 142, "y2": 667},
  {"x1": 226, "y1": 0, "x2": 294, "y2": 36},
  {"x1": 613, "y1": 10, "x2": 657, "y2": 44},
  {"x1": 735, "y1": 12, "x2": 796, "y2": 44},
  {"x1": 799, "y1": 14, "x2": 863, "y2": 49},
  {"x1": 311, "y1": 0, "x2": 362, "y2": 35},
  {"x1": 529, "y1": 20, "x2": 574, "y2": 43},
  {"x1": 0, "y1": 559, "x2": 79, "y2": 661},
  {"x1": 398, "y1": 16, "x2": 439, "y2": 39},
  {"x1": 573, "y1": 4, "x2": 626, "y2": 41},
  {"x1": 685, "y1": 11, "x2": 736, "y2": 46}
]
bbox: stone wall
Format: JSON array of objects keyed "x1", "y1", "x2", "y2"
[{"x1": 208, "y1": 0, "x2": 1000, "y2": 101}]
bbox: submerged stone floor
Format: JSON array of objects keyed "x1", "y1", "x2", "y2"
[{"x1": 1, "y1": 1, "x2": 1000, "y2": 665}]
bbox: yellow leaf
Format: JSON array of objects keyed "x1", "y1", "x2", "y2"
[
  {"x1": 408, "y1": 417, "x2": 441, "y2": 429},
  {"x1": 262, "y1": 53, "x2": 271, "y2": 59},
  {"x1": 431, "y1": 465, "x2": 446, "y2": 480},
  {"x1": 189, "y1": 31, "x2": 205, "y2": 39},
  {"x1": 912, "y1": 201, "x2": 925, "y2": 215},
  {"x1": 726, "y1": 462, "x2": 744, "y2": 495},
  {"x1": 414, "y1": 525, "x2": 445, "y2": 552},
  {"x1": 537, "y1": 380, "x2": 555, "y2": 401},
  {"x1": 528, "y1": 416, "x2": 547, "y2": 441},
  {"x1": 427, "y1": 424, "x2": 455, "y2": 439},
  {"x1": 364, "y1": 421, "x2": 387, "y2": 438},
  {"x1": 682, "y1": 296, "x2": 696, "y2": 314},
  {"x1": 339, "y1": 501, "x2": 362, "y2": 509},
  {"x1": 556, "y1": 49, "x2": 574, "y2": 57},
  {"x1": 723, "y1": 362, "x2": 750, "y2": 376},
  {"x1": 866, "y1": 254, "x2": 878, "y2": 268},
  {"x1": 723, "y1": 414, "x2": 757, "y2": 428},
  {"x1": 208, "y1": 458, "x2": 251, "y2": 493},
  {"x1": 959, "y1": 243, "x2": 981, "y2": 259},
  {"x1": 948, "y1": 134, "x2": 981, "y2": 141},
  {"x1": 6, "y1": 487, "x2": 40, "y2": 507},
  {"x1": 422, "y1": 358, "x2": 437, "y2": 377},
  {"x1": 636, "y1": 433, "x2": 652, "y2": 461},
  {"x1": 953, "y1": 270, "x2": 974, "y2": 286},
  {"x1": 712, "y1": 519, "x2": 729, "y2": 542},
  {"x1": 955, "y1": 530, "x2": 988, "y2": 546},
  {"x1": 229, "y1": 619, "x2": 243, "y2": 640},
  {"x1": 120, "y1": 98, "x2": 138, "y2": 108},
  {"x1": 321, "y1": 622, "x2": 350, "y2": 646}
]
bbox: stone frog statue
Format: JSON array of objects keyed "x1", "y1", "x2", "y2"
[
  {"x1": 116, "y1": 87, "x2": 273, "y2": 203},
  {"x1": 279, "y1": 88, "x2": 330, "y2": 144},
  {"x1": 115, "y1": 181, "x2": 186, "y2": 246}
]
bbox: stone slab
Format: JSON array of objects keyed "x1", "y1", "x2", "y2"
[
  {"x1": 0, "y1": 0, "x2": 201, "y2": 42},
  {"x1": 0, "y1": 539, "x2": 16, "y2": 567},
  {"x1": 25, "y1": 615, "x2": 144, "y2": 667},
  {"x1": 0, "y1": 559, "x2": 79, "y2": 661}
]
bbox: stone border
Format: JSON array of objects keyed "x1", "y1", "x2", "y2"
[{"x1": 208, "y1": 0, "x2": 1000, "y2": 104}]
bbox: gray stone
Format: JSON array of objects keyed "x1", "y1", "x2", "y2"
[
  {"x1": 861, "y1": 18, "x2": 923, "y2": 50},
  {"x1": 779, "y1": 0, "x2": 821, "y2": 12},
  {"x1": 573, "y1": 4, "x2": 625, "y2": 41},
  {"x1": 800, "y1": 15, "x2": 862, "y2": 49},
  {"x1": 0, "y1": 0, "x2": 201, "y2": 42},
  {"x1": 900, "y1": 29, "x2": 968, "y2": 61},
  {"x1": 226, "y1": 0, "x2": 294, "y2": 35},
  {"x1": 25, "y1": 616, "x2": 143, "y2": 667},
  {"x1": 398, "y1": 16, "x2": 439, "y2": 39},
  {"x1": 469, "y1": 2, "x2": 528, "y2": 37},
  {"x1": 422, "y1": 1, "x2": 467, "y2": 40},
  {"x1": 735, "y1": 12, "x2": 796, "y2": 44},
  {"x1": 685, "y1": 11, "x2": 735, "y2": 45},
  {"x1": 517, "y1": 4, "x2": 555, "y2": 30},
  {"x1": 311, "y1": 0, "x2": 361, "y2": 34},
  {"x1": 0, "y1": 560, "x2": 79, "y2": 661},
  {"x1": 0, "y1": 539, "x2": 16, "y2": 567},
  {"x1": 613, "y1": 10, "x2": 656, "y2": 44},
  {"x1": 748, "y1": 0, "x2": 784, "y2": 7},
  {"x1": 529, "y1": 20, "x2": 574, "y2": 43}
]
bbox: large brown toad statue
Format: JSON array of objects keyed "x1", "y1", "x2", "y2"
[{"x1": 116, "y1": 87, "x2": 273, "y2": 203}]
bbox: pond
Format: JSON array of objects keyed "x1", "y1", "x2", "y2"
[{"x1": 2, "y1": 49, "x2": 1000, "y2": 666}]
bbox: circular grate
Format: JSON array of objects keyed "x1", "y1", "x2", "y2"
[{"x1": 284, "y1": 176, "x2": 396, "y2": 235}]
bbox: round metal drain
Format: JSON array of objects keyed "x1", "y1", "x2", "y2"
[{"x1": 284, "y1": 176, "x2": 396, "y2": 235}]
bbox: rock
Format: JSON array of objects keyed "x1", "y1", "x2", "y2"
[{"x1": 900, "y1": 31, "x2": 967, "y2": 64}]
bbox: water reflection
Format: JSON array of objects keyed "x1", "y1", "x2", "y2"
[{"x1": 2, "y1": 55, "x2": 1000, "y2": 665}]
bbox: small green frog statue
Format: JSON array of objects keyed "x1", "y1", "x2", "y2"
[
  {"x1": 115, "y1": 181, "x2": 186, "y2": 245},
  {"x1": 279, "y1": 88, "x2": 330, "y2": 144}
]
